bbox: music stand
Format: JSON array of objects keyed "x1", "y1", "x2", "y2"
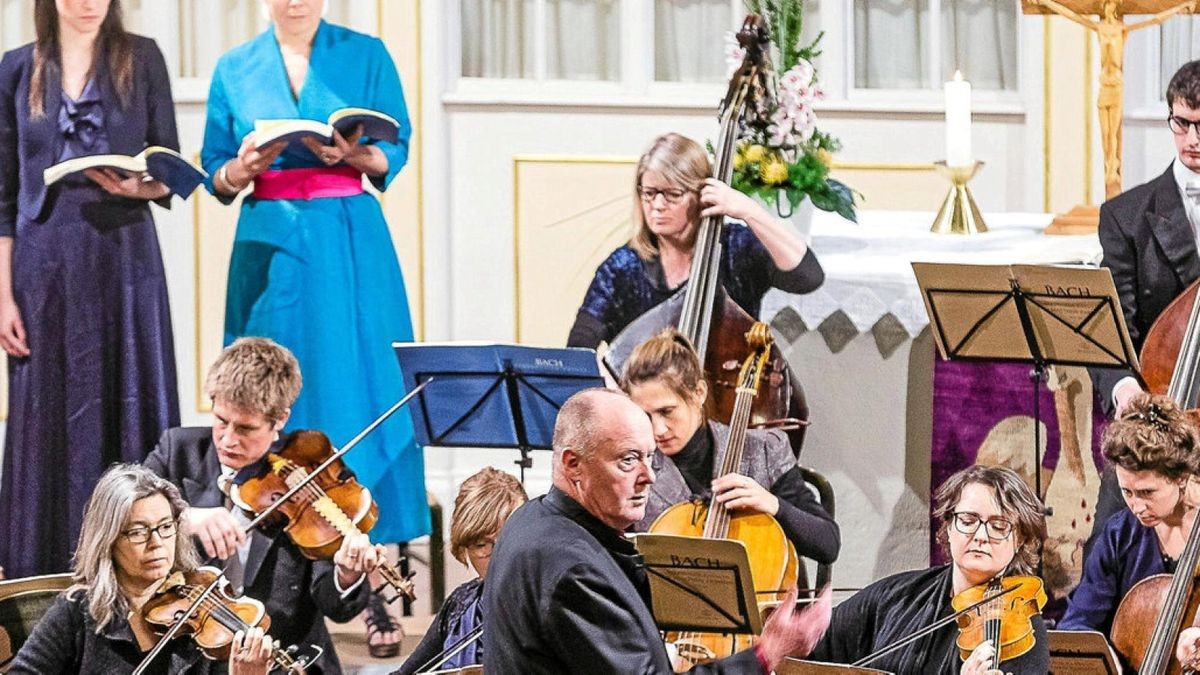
[
  {"x1": 912, "y1": 263, "x2": 1139, "y2": 503},
  {"x1": 632, "y1": 533, "x2": 763, "y2": 635},
  {"x1": 392, "y1": 343, "x2": 604, "y2": 482},
  {"x1": 1047, "y1": 630, "x2": 1123, "y2": 674}
]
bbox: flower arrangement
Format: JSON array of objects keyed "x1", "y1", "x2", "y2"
[{"x1": 726, "y1": 0, "x2": 856, "y2": 222}]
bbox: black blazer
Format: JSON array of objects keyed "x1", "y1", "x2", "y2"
[
  {"x1": 0, "y1": 34, "x2": 178, "y2": 235},
  {"x1": 1089, "y1": 164, "x2": 1200, "y2": 414},
  {"x1": 144, "y1": 427, "x2": 368, "y2": 675},
  {"x1": 483, "y1": 487, "x2": 762, "y2": 674}
]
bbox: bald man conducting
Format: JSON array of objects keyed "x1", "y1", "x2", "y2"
[{"x1": 483, "y1": 388, "x2": 830, "y2": 674}]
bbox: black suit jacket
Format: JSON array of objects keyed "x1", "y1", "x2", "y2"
[
  {"x1": 483, "y1": 487, "x2": 762, "y2": 674},
  {"x1": 144, "y1": 427, "x2": 368, "y2": 675},
  {"x1": 1089, "y1": 164, "x2": 1200, "y2": 414}
]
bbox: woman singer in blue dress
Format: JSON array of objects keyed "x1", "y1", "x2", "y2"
[
  {"x1": 0, "y1": 0, "x2": 180, "y2": 577},
  {"x1": 200, "y1": 0, "x2": 427, "y2": 654}
]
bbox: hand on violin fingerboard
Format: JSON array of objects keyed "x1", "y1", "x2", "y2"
[
  {"x1": 333, "y1": 532, "x2": 387, "y2": 589},
  {"x1": 228, "y1": 627, "x2": 276, "y2": 675}
]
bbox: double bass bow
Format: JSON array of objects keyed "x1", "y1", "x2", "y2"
[
  {"x1": 649, "y1": 322, "x2": 799, "y2": 669},
  {"x1": 603, "y1": 14, "x2": 810, "y2": 454},
  {"x1": 131, "y1": 379, "x2": 431, "y2": 674}
]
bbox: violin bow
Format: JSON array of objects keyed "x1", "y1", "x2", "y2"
[
  {"x1": 131, "y1": 377, "x2": 433, "y2": 674},
  {"x1": 850, "y1": 582, "x2": 1022, "y2": 668},
  {"x1": 132, "y1": 575, "x2": 223, "y2": 675},
  {"x1": 415, "y1": 624, "x2": 485, "y2": 673}
]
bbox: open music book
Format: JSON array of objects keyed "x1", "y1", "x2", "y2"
[
  {"x1": 42, "y1": 146, "x2": 207, "y2": 198},
  {"x1": 253, "y1": 107, "x2": 400, "y2": 149}
]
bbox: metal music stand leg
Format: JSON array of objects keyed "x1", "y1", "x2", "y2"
[{"x1": 502, "y1": 363, "x2": 535, "y2": 483}]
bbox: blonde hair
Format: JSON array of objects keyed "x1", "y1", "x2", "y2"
[
  {"x1": 204, "y1": 337, "x2": 302, "y2": 422},
  {"x1": 628, "y1": 133, "x2": 711, "y2": 260},
  {"x1": 71, "y1": 464, "x2": 200, "y2": 633},
  {"x1": 620, "y1": 329, "x2": 706, "y2": 406},
  {"x1": 932, "y1": 465, "x2": 1047, "y2": 575},
  {"x1": 1102, "y1": 393, "x2": 1200, "y2": 480},
  {"x1": 449, "y1": 468, "x2": 527, "y2": 565}
]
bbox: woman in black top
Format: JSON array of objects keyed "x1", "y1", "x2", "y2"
[{"x1": 10, "y1": 464, "x2": 273, "y2": 674}]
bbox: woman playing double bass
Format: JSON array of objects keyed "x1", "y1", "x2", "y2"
[
  {"x1": 566, "y1": 133, "x2": 824, "y2": 349},
  {"x1": 620, "y1": 328, "x2": 839, "y2": 564},
  {"x1": 807, "y1": 465, "x2": 1049, "y2": 674}
]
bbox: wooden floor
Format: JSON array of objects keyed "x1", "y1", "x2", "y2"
[{"x1": 326, "y1": 615, "x2": 433, "y2": 674}]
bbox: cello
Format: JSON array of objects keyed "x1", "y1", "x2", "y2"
[
  {"x1": 649, "y1": 322, "x2": 799, "y2": 669},
  {"x1": 1108, "y1": 273, "x2": 1200, "y2": 673},
  {"x1": 603, "y1": 14, "x2": 810, "y2": 453}
]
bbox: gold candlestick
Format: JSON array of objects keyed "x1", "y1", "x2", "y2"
[{"x1": 931, "y1": 160, "x2": 987, "y2": 235}]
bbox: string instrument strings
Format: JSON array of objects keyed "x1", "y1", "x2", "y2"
[
  {"x1": 131, "y1": 378, "x2": 432, "y2": 675},
  {"x1": 236, "y1": 429, "x2": 417, "y2": 600},
  {"x1": 141, "y1": 568, "x2": 322, "y2": 673},
  {"x1": 850, "y1": 579, "x2": 1027, "y2": 668}
]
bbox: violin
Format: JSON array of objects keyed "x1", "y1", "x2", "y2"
[
  {"x1": 141, "y1": 567, "x2": 322, "y2": 671},
  {"x1": 649, "y1": 321, "x2": 799, "y2": 670},
  {"x1": 233, "y1": 429, "x2": 418, "y2": 602},
  {"x1": 951, "y1": 575, "x2": 1047, "y2": 667}
]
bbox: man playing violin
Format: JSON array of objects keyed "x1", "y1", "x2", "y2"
[
  {"x1": 11, "y1": 463, "x2": 276, "y2": 674},
  {"x1": 143, "y1": 337, "x2": 385, "y2": 674},
  {"x1": 806, "y1": 464, "x2": 1049, "y2": 674},
  {"x1": 483, "y1": 388, "x2": 832, "y2": 674}
]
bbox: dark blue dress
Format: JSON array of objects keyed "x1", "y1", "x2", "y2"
[
  {"x1": 1058, "y1": 508, "x2": 1169, "y2": 634},
  {"x1": 566, "y1": 222, "x2": 825, "y2": 348},
  {"x1": 0, "y1": 37, "x2": 180, "y2": 577}
]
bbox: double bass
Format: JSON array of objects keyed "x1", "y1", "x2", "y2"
[
  {"x1": 1109, "y1": 281, "x2": 1200, "y2": 673},
  {"x1": 648, "y1": 322, "x2": 799, "y2": 669},
  {"x1": 604, "y1": 14, "x2": 810, "y2": 453}
]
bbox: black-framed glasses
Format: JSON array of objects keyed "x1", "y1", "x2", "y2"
[
  {"x1": 1168, "y1": 115, "x2": 1200, "y2": 136},
  {"x1": 637, "y1": 185, "x2": 690, "y2": 204},
  {"x1": 122, "y1": 519, "x2": 179, "y2": 545},
  {"x1": 949, "y1": 511, "x2": 1014, "y2": 540}
]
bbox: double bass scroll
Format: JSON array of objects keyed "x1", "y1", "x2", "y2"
[{"x1": 603, "y1": 14, "x2": 811, "y2": 453}]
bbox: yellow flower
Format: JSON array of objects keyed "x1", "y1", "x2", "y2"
[
  {"x1": 733, "y1": 149, "x2": 746, "y2": 171},
  {"x1": 744, "y1": 144, "x2": 769, "y2": 163},
  {"x1": 760, "y1": 157, "x2": 789, "y2": 185},
  {"x1": 816, "y1": 149, "x2": 833, "y2": 167}
]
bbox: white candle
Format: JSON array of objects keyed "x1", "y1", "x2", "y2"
[{"x1": 944, "y1": 70, "x2": 973, "y2": 168}]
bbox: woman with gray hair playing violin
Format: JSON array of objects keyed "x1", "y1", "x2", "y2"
[{"x1": 10, "y1": 463, "x2": 274, "y2": 674}]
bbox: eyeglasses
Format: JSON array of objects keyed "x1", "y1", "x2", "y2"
[
  {"x1": 467, "y1": 537, "x2": 497, "y2": 558},
  {"x1": 122, "y1": 520, "x2": 179, "y2": 545},
  {"x1": 949, "y1": 511, "x2": 1014, "y2": 540},
  {"x1": 637, "y1": 186, "x2": 690, "y2": 204},
  {"x1": 1168, "y1": 115, "x2": 1200, "y2": 136}
]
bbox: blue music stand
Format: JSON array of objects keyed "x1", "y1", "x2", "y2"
[{"x1": 392, "y1": 343, "x2": 604, "y2": 481}]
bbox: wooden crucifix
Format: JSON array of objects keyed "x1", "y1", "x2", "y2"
[{"x1": 1023, "y1": 0, "x2": 1199, "y2": 231}]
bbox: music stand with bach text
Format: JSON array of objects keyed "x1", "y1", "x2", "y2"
[{"x1": 392, "y1": 343, "x2": 604, "y2": 482}]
